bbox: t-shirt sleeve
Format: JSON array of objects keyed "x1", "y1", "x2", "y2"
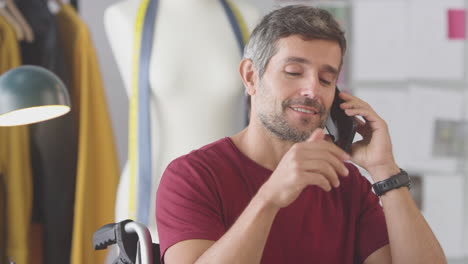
[
  {"x1": 156, "y1": 155, "x2": 225, "y2": 260},
  {"x1": 350, "y1": 165, "x2": 390, "y2": 264}
]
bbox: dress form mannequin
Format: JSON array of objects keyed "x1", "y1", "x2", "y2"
[{"x1": 104, "y1": 0, "x2": 259, "y2": 241}]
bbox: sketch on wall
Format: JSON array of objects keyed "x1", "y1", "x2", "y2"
[{"x1": 433, "y1": 119, "x2": 468, "y2": 159}]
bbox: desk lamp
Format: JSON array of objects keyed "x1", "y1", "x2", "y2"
[{"x1": 0, "y1": 65, "x2": 70, "y2": 126}]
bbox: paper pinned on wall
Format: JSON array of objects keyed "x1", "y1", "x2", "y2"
[
  {"x1": 448, "y1": 9, "x2": 466, "y2": 40},
  {"x1": 433, "y1": 119, "x2": 468, "y2": 158},
  {"x1": 351, "y1": 0, "x2": 409, "y2": 81},
  {"x1": 409, "y1": 0, "x2": 465, "y2": 80}
]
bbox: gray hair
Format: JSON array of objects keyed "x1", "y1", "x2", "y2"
[{"x1": 244, "y1": 5, "x2": 347, "y2": 78}]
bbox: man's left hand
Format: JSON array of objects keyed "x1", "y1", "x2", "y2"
[{"x1": 338, "y1": 92, "x2": 399, "y2": 181}]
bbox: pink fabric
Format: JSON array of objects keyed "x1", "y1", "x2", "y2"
[
  {"x1": 156, "y1": 138, "x2": 389, "y2": 263},
  {"x1": 448, "y1": 9, "x2": 466, "y2": 40}
]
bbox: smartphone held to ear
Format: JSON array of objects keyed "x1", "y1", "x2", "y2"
[{"x1": 325, "y1": 87, "x2": 357, "y2": 154}]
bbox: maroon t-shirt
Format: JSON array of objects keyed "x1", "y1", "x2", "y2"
[{"x1": 156, "y1": 138, "x2": 389, "y2": 263}]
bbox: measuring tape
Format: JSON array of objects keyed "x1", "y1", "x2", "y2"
[{"x1": 128, "y1": 0, "x2": 250, "y2": 224}]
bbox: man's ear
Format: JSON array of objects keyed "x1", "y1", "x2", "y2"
[{"x1": 239, "y1": 58, "x2": 258, "y2": 96}]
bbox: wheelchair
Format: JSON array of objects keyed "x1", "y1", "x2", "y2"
[{"x1": 93, "y1": 220, "x2": 161, "y2": 264}]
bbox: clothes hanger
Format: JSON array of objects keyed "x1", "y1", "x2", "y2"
[
  {"x1": 4, "y1": 0, "x2": 34, "y2": 43},
  {"x1": 48, "y1": 0, "x2": 63, "y2": 14},
  {"x1": 0, "y1": 0, "x2": 25, "y2": 41}
]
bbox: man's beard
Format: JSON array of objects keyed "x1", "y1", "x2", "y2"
[{"x1": 258, "y1": 96, "x2": 327, "y2": 143}]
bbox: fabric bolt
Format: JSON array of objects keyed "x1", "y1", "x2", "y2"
[
  {"x1": 0, "y1": 14, "x2": 33, "y2": 264},
  {"x1": 156, "y1": 138, "x2": 389, "y2": 263},
  {"x1": 55, "y1": 4, "x2": 119, "y2": 264},
  {"x1": 14, "y1": 1, "x2": 77, "y2": 263}
]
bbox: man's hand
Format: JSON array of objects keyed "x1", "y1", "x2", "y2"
[
  {"x1": 257, "y1": 128, "x2": 350, "y2": 210},
  {"x1": 338, "y1": 92, "x2": 399, "y2": 181}
]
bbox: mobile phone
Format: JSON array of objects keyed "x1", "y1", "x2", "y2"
[{"x1": 325, "y1": 87, "x2": 357, "y2": 153}]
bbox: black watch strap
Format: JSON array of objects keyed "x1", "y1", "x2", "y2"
[{"x1": 372, "y1": 168, "x2": 411, "y2": 196}]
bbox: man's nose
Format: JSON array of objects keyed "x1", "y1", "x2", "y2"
[{"x1": 300, "y1": 75, "x2": 321, "y2": 98}]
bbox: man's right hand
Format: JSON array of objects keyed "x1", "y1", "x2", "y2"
[{"x1": 257, "y1": 128, "x2": 350, "y2": 210}]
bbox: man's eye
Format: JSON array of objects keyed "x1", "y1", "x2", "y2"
[
  {"x1": 286, "y1": 72, "x2": 301, "y2": 76},
  {"x1": 320, "y1": 79, "x2": 332, "y2": 85}
]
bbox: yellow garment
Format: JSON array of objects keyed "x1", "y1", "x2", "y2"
[
  {"x1": 0, "y1": 14, "x2": 21, "y2": 73},
  {"x1": 0, "y1": 15, "x2": 32, "y2": 264},
  {"x1": 55, "y1": 4, "x2": 119, "y2": 264}
]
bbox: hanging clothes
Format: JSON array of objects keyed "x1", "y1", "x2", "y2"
[
  {"x1": 13, "y1": 1, "x2": 77, "y2": 264},
  {"x1": 14, "y1": 0, "x2": 68, "y2": 80},
  {"x1": 0, "y1": 14, "x2": 22, "y2": 71},
  {"x1": 0, "y1": 171, "x2": 5, "y2": 264},
  {"x1": 70, "y1": 0, "x2": 78, "y2": 11},
  {"x1": 0, "y1": 14, "x2": 32, "y2": 264},
  {"x1": 55, "y1": 4, "x2": 119, "y2": 264}
]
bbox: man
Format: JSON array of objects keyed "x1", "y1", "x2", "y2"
[{"x1": 156, "y1": 5, "x2": 446, "y2": 264}]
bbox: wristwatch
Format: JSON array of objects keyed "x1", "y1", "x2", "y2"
[{"x1": 372, "y1": 168, "x2": 411, "y2": 196}]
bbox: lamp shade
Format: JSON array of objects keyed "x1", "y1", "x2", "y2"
[{"x1": 0, "y1": 65, "x2": 71, "y2": 126}]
